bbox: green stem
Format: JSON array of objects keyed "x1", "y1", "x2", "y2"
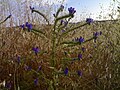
[
  {"x1": 57, "y1": 23, "x2": 88, "y2": 46},
  {"x1": 32, "y1": 9, "x2": 50, "y2": 25}
]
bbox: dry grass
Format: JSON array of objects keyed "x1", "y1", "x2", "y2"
[{"x1": 0, "y1": 19, "x2": 120, "y2": 90}]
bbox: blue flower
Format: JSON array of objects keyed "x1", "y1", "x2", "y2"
[
  {"x1": 77, "y1": 70, "x2": 82, "y2": 76},
  {"x1": 79, "y1": 36, "x2": 84, "y2": 43},
  {"x1": 60, "y1": 5, "x2": 64, "y2": 11},
  {"x1": 60, "y1": 20, "x2": 68, "y2": 26},
  {"x1": 86, "y1": 18, "x2": 93, "y2": 25},
  {"x1": 64, "y1": 68, "x2": 68, "y2": 75},
  {"x1": 20, "y1": 22, "x2": 32, "y2": 31},
  {"x1": 74, "y1": 37, "x2": 84, "y2": 43},
  {"x1": 82, "y1": 47, "x2": 86, "y2": 52},
  {"x1": 94, "y1": 32, "x2": 99, "y2": 37},
  {"x1": 93, "y1": 32, "x2": 99, "y2": 43},
  {"x1": 62, "y1": 29, "x2": 65, "y2": 32},
  {"x1": 5, "y1": 82, "x2": 11, "y2": 89},
  {"x1": 38, "y1": 66, "x2": 42, "y2": 71},
  {"x1": 60, "y1": 20, "x2": 64, "y2": 25},
  {"x1": 25, "y1": 22, "x2": 32, "y2": 31},
  {"x1": 25, "y1": 66, "x2": 32, "y2": 71},
  {"x1": 30, "y1": 6, "x2": 34, "y2": 13},
  {"x1": 25, "y1": 22, "x2": 29, "y2": 27},
  {"x1": 27, "y1": 23, "x2": 32, "y2": 32},
  {"x1": 17, "y1": 56, "x2": 20, "y2": 64},
  {"x1": 34, "y1": 78, "x2": 38, "y2": 85},
  {"x1": 78, "y1": 54, "x2": 82, "y2": 60},
  {"x1": 20, "y1": 24, "x2": 25, "y2": 29},
  {"x1": 32, "y1": 47, "x2": 39, "y2": 55},
  {"x1": 93, "y1": 31, "x2": 102, "y2": 43},
  {"x1": 68, "y1": 7, "x2": 76, "y2": 16}
]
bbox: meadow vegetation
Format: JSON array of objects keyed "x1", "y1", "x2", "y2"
[{"x1": 0, "y1": 0, "x2": 120, "y2": 90}]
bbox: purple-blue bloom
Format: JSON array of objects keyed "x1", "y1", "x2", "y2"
[
  {"x1": 93, "y1": 31, "x2": 102, "y2": 43},
  {"x1": 30, "y1": 6, "x2": 34, "y2": 13},
  {"x1": 86, "y1": 18, "x2": 93, "y2": 25},
  {"x1": 74, "y1": 37, "x2": 84, "y2": 43},
  {"x1": 93, "y1": 32, "x2": 99, "y2": 43},
  {"x1": 68, "y1": 7, "x2": 76, "y2": 15},
  {"x1": 60, "y1": 5, "x2": 64, "y2": 11},
  {"x1": 20, "y1": 24, "x2": 25, "y2": 29},
  {"x1": 79, "y1": 36, "x2": 84, "y2": 43},
  {"x1": 82, "y1": 47, "x2": 86, "y2": 52},
  {"x1": 27, "y1": 23, "x2": 32, "y2": 32},
  {"x1": 38, "y1": 66, "x2": 42, "y2": 71},
  {"x1": 20, "y1": 22, "x2": 32, "y2": 31},
  {"x1": 77, "y1": 70, "x2": 82, "y2": 76},
  {"x1": 17, "y1": 56, "x2": 20, "y2": 64},
  {"x1": 64, "y1": 68, "x2": 68, "y2": 75},
  {"x1": 60, "y1": 20, "x2": 64, "y2": 25},
  {"x1": 25, "y1": 22, "x2": 29, "y2": 27},
  {"x1": 34, "y1": 78, "x2": 38, "y2": 85},
  {"x1": 5, "y1": 82, "x2": 11, "y2": 89},
  {"x1": 78, "y1": 54, "x2": 82, "y2": 60},
  {"x1": 93, "y1": 32, "x2": 99, "y2": 37},
  {"x1": 62, "y1": 29, "x2": 65, "y2": 32},
  {"x1": 32, "y1": 47, "x2": 39, "y2": 55},
  {"x1": 60, "y1": 20, "x2": 68, "y2": 26},
  {"x1": 25, "y1": 66, "x2": 32, "y2": 71}
]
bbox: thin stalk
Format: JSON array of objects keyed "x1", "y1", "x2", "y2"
[
  {"x1": 0, "y1": 15, "x2": 11, "y2": 25},
  {"x1": 57, "y1": 23, "x2": 88, "y2": 46},
  {"x1": 32, "y1": 9, "x2": 50, "y2": 25}
]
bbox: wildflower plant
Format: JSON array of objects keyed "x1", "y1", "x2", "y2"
[{"x1": 18, "y1": 5, "x2": 102, "y2": 89}]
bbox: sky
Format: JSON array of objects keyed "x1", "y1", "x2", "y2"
[
  {"x1": 30, "y1": 0, "x2": 118, "y2": 22},
  {"x1": 66, "y1": 0, "x2": 118, "y2": 21},
  {"x1": 1, "y1": 0, "x2": 119, "y2": 25}
]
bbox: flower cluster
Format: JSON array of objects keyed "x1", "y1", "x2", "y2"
[
  {"x1": 5, "y1": 82, "x2": 11, "y2": 89},
  {"x1": 64, "y1": 68, "x2": 82, "y2": 76},
  {"x1": 17, "y1": 56, "x2": 20, "y2": 64},
  {"x1": 30, "y1": 6, "x2": 34, "y2": 13},
  {"x1": 64, "y1": 67, "x2": 68, "y2": 75},
  {"x1": 81, "y1": 47, "x2": 86, "y2": 52},
  {"x1": 20, "y1": 22, "x2": 32, "y2": 32},
  {"x1": 77, "y1": 70, "x2": 82, "y2": 76},
  {"x1": 78, "y1": 54, "x2": 82, "y2": 60},
  {"x1": 68, "y1": 7, "x2": 76, "y2": 17},
  {"x1": 32, "y1": 47, "x2": 39, "y2": 55},
  {"x1": 34, "y1": 78, "x2": 38, "y2": 85},
  {"x1": 38, "y1": 66, "x2": 42, "y2": 71},
  {"x1": 93, "y1": 31, "x2": 102, "y2": 43},
  {"x1": 60, "y1": 5, "x2": 64, "y2": 11},
  {"x1": 60, "y1": 20, "x2": 68, "y2": 26},
  {"x1": 86, "y1": 18, "x2": 94, "y2": 25},
  {"x1": 74, "y1": 36, "x2": 84, "y2": 43},
  {"x1": 25, "y1": 65, "x2": 32, "y2": 71}
]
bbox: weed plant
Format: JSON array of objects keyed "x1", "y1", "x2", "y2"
[{"x1": 0, "y1": 3, "x2": 120, "y2": 90}]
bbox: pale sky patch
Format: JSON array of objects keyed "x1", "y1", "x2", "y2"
[{"x1": 28, "y1": 0, "x2": 68, "y2": 6}]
